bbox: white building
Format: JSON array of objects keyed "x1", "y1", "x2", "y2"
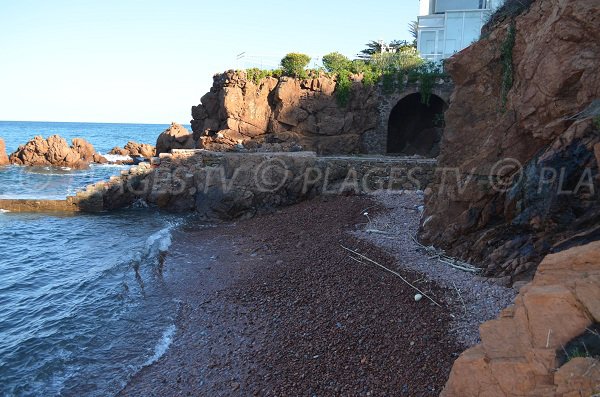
[{"x1": 417, "y1": 0, "x2": 504, "y2": 61}]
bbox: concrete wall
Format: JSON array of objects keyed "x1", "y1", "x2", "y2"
[{"x1": 70, "y1": 150, "x2": 437, "y2": 218}]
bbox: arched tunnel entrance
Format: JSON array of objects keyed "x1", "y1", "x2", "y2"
[{"x1": 387, "y1": 93, "x2": 447, "y2": 157}]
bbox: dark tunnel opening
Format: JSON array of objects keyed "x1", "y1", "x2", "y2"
[{"x1": 386, "y1": 93, "x2": 447, "y2": 157}]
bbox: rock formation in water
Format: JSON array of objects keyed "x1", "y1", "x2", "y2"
[
  {"x1": 71, "y1": 138, "x2": 107, "y2": 164},
  {"x1": 442, "y1": 241, "x2": 600, "y2": 396},
  {"x1": 9, "y1": 135, "x2": 107, "y2": 168},
  {"x1": 419, "y1": 0, "x2": 600, "y2": 284},
  {"x1": 155, "y1": 122, "x2": 194, "y2": 155},
  {"x1": 109, "y1": 141, "x2": 155, "y2": 158},
  {"x1": 0, "y1": 138, "x2": 8, "y2": 166},
  {"x1": 190, "y1": 71, "x2": 378, "y2": 154}
]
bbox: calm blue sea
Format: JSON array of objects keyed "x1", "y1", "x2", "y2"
[
  {"x1": 0, "y1": 121, "x2": 193, "y2": 396},
  {"x1": 0, "y1": 121, "x2": 190, "y2": 200},
  {"x1": 0, "y1": 120, "x2": 169, "y2": 155}
]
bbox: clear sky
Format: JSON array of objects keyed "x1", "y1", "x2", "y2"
[{"x1": 0, "y1": 0, "x2": 419, "y2": 124}]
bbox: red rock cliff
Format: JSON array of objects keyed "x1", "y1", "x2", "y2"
[
  {"x1": 190, "y1": 71, "x2": 379, "y2": 154},
  {"x1": 420, "y1": 0, "x2": 600, "y2": 284}
]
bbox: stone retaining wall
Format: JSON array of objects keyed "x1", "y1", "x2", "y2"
[
  {"x1": 72, "y1": 150, "x2": 436, "y2": 218},
  {"x1": 2, "y1": 152, "x2": 436, "y2": 215},
  {"x1": 0, "y1": 199, "x2": 80, "y2": 212}
]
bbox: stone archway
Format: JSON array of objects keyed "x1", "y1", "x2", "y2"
[{"x1": 386, "y1": 93, "x2": 447, "y2": 157}]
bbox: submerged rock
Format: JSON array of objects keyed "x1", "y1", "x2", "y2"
[{"x1": 9, "y1": 135, "x2": 106, "y2": 169}]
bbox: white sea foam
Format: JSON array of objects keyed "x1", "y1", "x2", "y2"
[
  {"x1": 102, "y1": 154, "x2": 132, "y2": 163},
  {"x1": 143, "y1": 324, "x2": 176, "y2": 366},
  {"x1": 131, "y1": 226, "x2": 174, "y2": 265},
  {"x1": 0, "y1": 209, "x2": 9, "y2": 213},
  {"x1": 145, "y1": 227, "x2": 173, "y2": 254}
]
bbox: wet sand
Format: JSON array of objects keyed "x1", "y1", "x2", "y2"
[{"x1": 119, "y1": 194, "x2": 465, "y2": 396}]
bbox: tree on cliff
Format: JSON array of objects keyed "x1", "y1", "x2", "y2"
[
  {"x1": 280, "y1": 53, "x2": 311, "y2": 78},
  {"x1": 357, "y1": 40, "x2": 414, "y2": 59},
  {"x1": 322, "y1": 52, "x2": 351, "y2": 74}
]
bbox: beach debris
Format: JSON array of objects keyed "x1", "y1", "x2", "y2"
[
  {"x1": 414, "y1": 294, "x2": 423, "y2": 302},
  {"x1": 411, "y1": 236, "x2": 480, "y2": 273},
  {"x1": 341, "y1": 245, "x2": 442, "y2": 308}
]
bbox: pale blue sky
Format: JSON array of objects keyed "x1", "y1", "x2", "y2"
[{"x1": 0, "y1": 0, "x2": 419, "y2": 124}]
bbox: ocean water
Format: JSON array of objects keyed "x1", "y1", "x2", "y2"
[
  {"x1": 0, "y1": 121, "x2": 182, "y2": 200},
  {"x1": 0, "y1": 120, "x2": 174, "y2": 154},
  {"x1": 0, "y1": 121, "x2": 194, "y2": 396}
]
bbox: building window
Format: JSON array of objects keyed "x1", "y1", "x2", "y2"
[{"x1": 434, "y1": 0, "x2": 484, "y2": 13}]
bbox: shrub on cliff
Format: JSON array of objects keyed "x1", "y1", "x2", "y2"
[
  {"x1": 322, "y1": 52, "x2": 350, "y2": 74},
  {"x1": 280, "y1": 53, "x2": 311, "y2": 78},
  {"x1": 370, "y1": 48, "x2": 423, "y2": 73},
  {"x1": 245, "y1": 68, "x2": 283, "y2": 84}
]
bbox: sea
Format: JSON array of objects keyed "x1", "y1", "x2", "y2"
[{"x1": 0, "y1": 121, "x2": 193, "y2": 396}]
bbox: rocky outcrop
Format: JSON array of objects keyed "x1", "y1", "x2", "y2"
[
  {"x1": 442, "y1": 241, "x2": 600, "y2": 396},
  {"x1": 190, "y1": 71, "x2": 378, "y2": 154},
  {"x1": 109, "y1": 141, "x2": 155, "y2": 158},
  {"x1": 72, "y1": 138, "x2": 107, "y2": 164},
  {"x1": 0, "y1": 138, "x2": 8, "y2": 166},
  {"x1": 9, "y1": 135, "x2": 107, "y2": 169},
  {"x1": 419, "y1": 0, "x2": 600, "y2": 283},
  {"x1": 155, "y1": 123, "x2": 194, "y2": 155}
]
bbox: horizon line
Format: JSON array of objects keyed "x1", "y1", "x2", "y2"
[{"x1": 0, "y1": 119, "x2": 192, "y2": 126}]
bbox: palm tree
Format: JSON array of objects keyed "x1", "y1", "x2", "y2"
[
  {"x1": 357, "y1": 40, "x2": 384, "y2": 59},
  {"x1": 356, "y1": 39, "x2": 415, "y2": 60},
  {"x1": 408, "y1": 21, "x2": 419, "y2": 47}
]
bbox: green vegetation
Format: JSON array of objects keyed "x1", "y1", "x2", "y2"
[
  {"x1": 357, "y1": 39, "x2": 414, "y2": 60},
  {"x1": 245, "y1": 68, "x2": 282, "y2": 84},
  {"x1": 241, "y1": 34, "x2": 448, "y2": 107},
  {"x1": 280, "y1": 53, "x2": 311, "y2": 78},
  {"x1": 322, "y1": 52, "x2": 351, "y2": 74},
  {"x1": 335, "y1": 70, "x2": 353, "y2": 107},
  {"x1": 500, "y1": 22, "x2": 516, "y2": 110},
  {"x1": 322, "y1": 47, "x2": 446, "y2": 106},
  {"x1": 593, "y1": 115, "x2": 600, "y2": 131},
  {"x1": 413, "y1": 62, "x2": 446, "y2": 105}
]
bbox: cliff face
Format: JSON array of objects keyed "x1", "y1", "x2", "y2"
[
  {"x1": 442, "y1": 241, "x2": 600, "y2": 396},
  {"x1": 420, "y1": 0, "x2": 600, "y2": 283},
  {"x1": 191, "y1": 71, "x2": 379, "y2": 154}
]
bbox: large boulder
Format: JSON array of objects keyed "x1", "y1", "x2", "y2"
[
  {"x1": 441, "y1": 241, "x2": 600, "y2": 396},
  {"x1": 109, "y1": 141, "x2": 155, "y2": 158},
  {"x1": 419, "y1": 0, "x2": 600, "y2": 283},
  {"x1": 72, "y1": 138, "x2": 107, "y2": 164},
  {"x1": 9, "y1": 135, "x2": 105, "y2": 169},
  {"x1": 155, "y1": 122, "x2": 194, "y2": 155},
  {"x1": 0, "y1": 138, "x2": 8, "y2": 166},
  {"x1": 124, "y1": 141, "x2": 155, "y2": 158}
]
